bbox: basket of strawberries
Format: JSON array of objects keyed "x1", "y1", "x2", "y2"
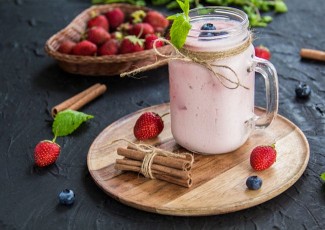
[{"x1": 45, "y1": 4, "x2": 172, "y2": 76}]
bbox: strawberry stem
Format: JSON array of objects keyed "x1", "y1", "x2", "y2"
[
  {"x1": 52, "y1": 127, "x2": 59, "y2": 143},
  {"x1": 161, "y1": 112, "x2": 170, "y2": 118},
  {"x1": 137, "y1": 25, "x2": 144, "y2": 39},
  {"x1": 52, "y1": 134, "x2": 57, "y2": 143}
]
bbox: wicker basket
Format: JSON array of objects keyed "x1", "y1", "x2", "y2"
[{"x1": 45, "y1": 4, "x2": 172, "y2": 76}]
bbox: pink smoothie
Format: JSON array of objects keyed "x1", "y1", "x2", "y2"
[{"x1": 169, "y1": 19, "x2": 256, "y2": 154}]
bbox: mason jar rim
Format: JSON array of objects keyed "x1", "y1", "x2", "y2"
[{"x1": 188, "y1": 6, "x2": 249, "y2": 36}]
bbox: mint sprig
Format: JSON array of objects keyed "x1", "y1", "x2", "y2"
[
  {"x1": 52, "y1": 110, "x2": 94, "y2": 137},
  {"x1": 167, "y1": 0, "x2": 192, "y2": 49}
]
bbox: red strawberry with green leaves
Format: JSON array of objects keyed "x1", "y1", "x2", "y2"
[
  {"x1": 87, "y1": 27, "x2": 111, "y2": 45},
  {"x1": 145, "y1": 34, "x2": 163, "y2": 50},
  {"x1": 105, "y1": 8, "x2": 125, "y2": 31},
  {"x1": 87, "y1": 14, "x2": 109, "y2": 31},
  {"x1": 34, "y1": 140, "x2": 61, "y2": 167},
  {"x1": 250, "y1": 144, "x2": 277, "y2": 171},
  {"x1": 143, "y1": 11, "x2": 169, "y2": 33},
  {"x1": 254, "y1": 45, "x2": 271, "y2": 60},
  {"x1": 57, "y1": 40, "x2": 76, "y2": 54},
  {"x1": 134, "y1": 112, "x2": 165, "y2": 140},
  {"x1": 98, "y1": 39, "x2": 119, "y2": 56},
  {"x1": 119, "y1": 35, "x2": 144, "y2": 54},
  {"x1": 71, "y1": 40, "x2": 97, "y2": 56},
  {"x1": 129, "y1": 23, "x2": 154, "y2": 38}
]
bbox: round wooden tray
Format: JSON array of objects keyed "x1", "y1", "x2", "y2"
[{"x1": 87, "y1": 103, "x2": 309, "y2": 216}]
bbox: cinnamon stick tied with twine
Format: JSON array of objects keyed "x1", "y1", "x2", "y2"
[
  {"x1": 51, "y1": 83, "x2": 107, "y2": 117},
  {"x1": 115, "y1": 144, "x2": 194, "y2": 188}
]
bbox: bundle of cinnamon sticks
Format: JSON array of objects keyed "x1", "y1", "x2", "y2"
[{"x1": 115, "y1": 144, "x2": 194, "y2": 188}]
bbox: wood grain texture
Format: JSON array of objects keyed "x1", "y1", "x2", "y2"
[{"x1": 87, "y1": 103, "x2": 309, "y2": 216}]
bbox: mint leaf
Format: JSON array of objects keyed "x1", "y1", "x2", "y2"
[
  {"x1": 176, "y1": 0, "x2": 189, "y2": 17},
  {"x1": 168, "y1": 0, "x2": 191, "y2": 49},
  {"x1": 183, "y1": 0, "x2": 190, "y2": 18},
  {"x1": 169, "y1": 14, "x2": 191, "y2": 49},
  {"x1": 167, "y1": 14, "x2": 178, "y2": 20},
  {"x1": 177, "y1": 0, "x2": 185, "y2": 11},
  {"x1": 321, "y1": 172, "x2": 325, "y2": 181},
  {"x1": 53, "y1": 110, "x2": 94, "y2": 137}
]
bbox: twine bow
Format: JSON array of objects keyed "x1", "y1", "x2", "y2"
[{"x1": 120, "y1": 36, "x2": 253, "y2": 90}]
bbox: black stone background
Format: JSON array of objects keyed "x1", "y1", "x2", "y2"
[{"x1": 0, "y1": 0, "x2": 324, "y2": 229}]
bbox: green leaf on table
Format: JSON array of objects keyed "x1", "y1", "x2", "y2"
[
  {"x1": 167, "y1": 0, "x2": 192, "y2": 49},
  {"x1": 52, "y1": 110, "x2": 94, "y2": 137},
  {"x1": 321, "y1": 172, "x2": 325, "y2": 181}
]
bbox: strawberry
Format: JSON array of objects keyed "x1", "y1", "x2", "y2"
[
  {"x1": 98, "y1": 39, "x2": 119, "y2": 56},
  {"x1": 34, "y1": 140, "x2": 61, "y2": 167},
  {"x1": 71, "y1": 40, "x2": 97, "y2": 56},
  {"x1": 254, "y1": 45, "x2": 271, "y2": 60},
  {"x1": 87, "y1": 27, "x2": 111, "y2": 45},
  {"x1": 57, "y1": 40, "x2": 76, "y2": 54},
  {"x1": 250, "y1": 144, "x2": 277, "y2": 171},
  {"x1": 105, "y1": 8, "x2": 125, "y2": 31},
  {"x1": 144, "y1": 34, "x2": 163, "y2": 50},
  {"x1": 143, "y1": 11, "x2": 169, "y2": 32},
  {"x1": 119, "y1": 35, "x2": 144, "y2": 54},
  {"x1": 87, "y1": 14, "x2": 109, "y2": 31},
  {"x1": 134, "y1": 112, "x2": 164, "y2": 140},
  {"x1": 129, "y1": 23, "x2": 154, "y2": 38}
]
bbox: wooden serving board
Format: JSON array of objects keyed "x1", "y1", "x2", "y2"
[{"x1": 87, "y1": 103, "x2": 309, "y2": 216}]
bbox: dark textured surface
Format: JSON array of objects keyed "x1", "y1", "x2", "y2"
[{"x1": 0, "y1": 0, "x2": 324, "y2": 229}]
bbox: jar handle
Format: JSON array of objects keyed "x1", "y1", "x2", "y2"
[{"x1": 253, "y1": 57, "x2": 279, "y2": 128}]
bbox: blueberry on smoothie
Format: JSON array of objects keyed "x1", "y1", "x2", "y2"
[{"x1": 199, "y1": 23, "x2": 228, "y2": 38}]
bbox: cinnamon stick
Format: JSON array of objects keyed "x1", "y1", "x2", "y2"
[
  {"x1": 51, "y1": 83, "x2": 107, "y2": 117},
  {"x1": 115, "y1": 163, "x2": 192, "y2": 188},
  {"x1": 300, "y1": 48, "x2": 325, "y2": 62},
  {"x1": 155, "y1": 174, "x2": 192, "y2": 188},
  {"x1": 116, "y1": 158, "x2": 191, "y2": 179},
  {"x1": 117, "y1": 147, "x2": 192, "y2": 171}
]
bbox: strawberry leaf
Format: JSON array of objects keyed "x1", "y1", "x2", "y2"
[
  {"x1": 321, "y1": 172, "x2": 325, "y2": 181},
  {"x1": 52, "y1": 110, "x2": 94, "y2": 137},
  {"x1": 125, "y1": 35, "x2": 144, "y2": 46}
]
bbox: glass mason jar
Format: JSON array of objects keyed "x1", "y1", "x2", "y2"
[{"x1": 168, "y1": 7, "x2": 278, "y2": 154}]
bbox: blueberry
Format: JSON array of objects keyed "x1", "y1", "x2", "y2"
[
  {"x1": 246, "y1": 176, "x2": 262, "y2": 190},
  {"x1": 201, "y1": 23, "x2": 216, "y2": 31},
  {"x1": 199, "y1": 23, "x2": 228, "y2": 38},
  {"x1": 295, "y1": 82, "x2": 311, "y2": 99},
  {"x1": 58, "y1": 189, "x2": 75, "y2": 205}
]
